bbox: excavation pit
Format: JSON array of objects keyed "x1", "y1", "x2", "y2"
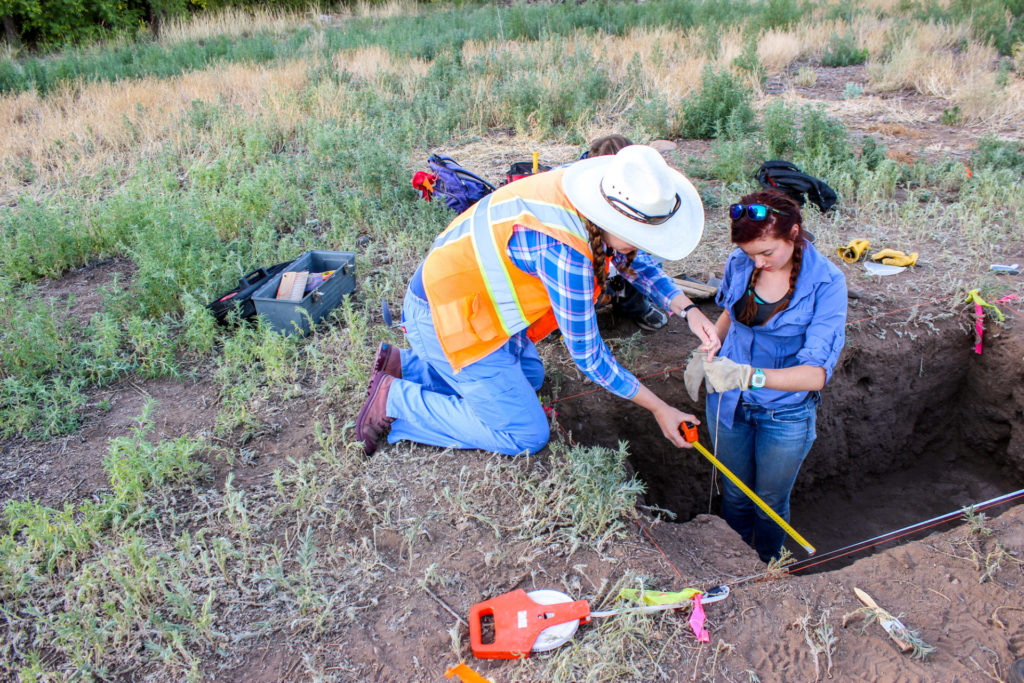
[{"x1": 554, "y1": 315, "x2": 1024, "y2": 569}]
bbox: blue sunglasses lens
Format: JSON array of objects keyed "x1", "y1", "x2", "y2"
[{"x1": 729, "y1": 204, "x2": 770, "y2": 221}]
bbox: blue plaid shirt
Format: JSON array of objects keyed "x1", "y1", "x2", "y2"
[{"x1": 507, "y1": 226, "x2": 681, "y2": 398}]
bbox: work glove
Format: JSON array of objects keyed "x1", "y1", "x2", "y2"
[
  {"x1": 683, "y1": 350, "x2": 707, "y2": 402},
  {"x1": 870, "y1": 248, "x2": 918, "y2": 267},
  {"x1": 704, "y1": 357, "x2": 754, "y2": 394},
  {"x1": 837, "y1": 238, "x2": 871, "y2": 263}
]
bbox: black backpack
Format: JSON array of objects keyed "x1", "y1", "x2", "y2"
[
  {"x1": 504, "y1": 160, "x2": 552, "y2": 185},
  {"x1": 207, "y1": 261, "x2": 291, "y2": 325},
  {"x1": 755, "y1": 161, "x2": 838, "y2": 213}
]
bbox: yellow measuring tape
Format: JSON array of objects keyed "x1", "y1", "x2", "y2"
[{"x1": 681, "y1": 422, "x2": 816, "y2": 555}]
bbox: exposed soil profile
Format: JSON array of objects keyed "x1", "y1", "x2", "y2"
[{"x1": 556, "y1": 302, "x2": 1024, "y2": 565}]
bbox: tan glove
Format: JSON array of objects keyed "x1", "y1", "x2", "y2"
[
  {"x1": 683, "y1": 350, "x2": 707, "y2": 402},
  {"x1": 704, "y1": 357, "x2": 754, "y2": 394}
]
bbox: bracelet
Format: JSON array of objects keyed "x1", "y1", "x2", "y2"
[{"x1": 681, "y1": 303, "x2": 697, "y2": 316}]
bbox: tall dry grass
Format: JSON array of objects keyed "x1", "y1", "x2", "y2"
[
  {"x1": 867, "y1": 23, "x2": 1022, "y2": 124},
  {"x1": 333, "y1": 46, "x2": 431, "y2": 98},
  {"x1": 353, "y1": 0, "x2": 420, "y2": 19},
  {"x1": 0, "y1": 61, "x2": 311, "y2": 200},
  {"x1": 157, "y1": 6, "x2": 310, "y2": 45},
  {"x1": 757, "y1": 19, "x2": 850, "y2": 74}
]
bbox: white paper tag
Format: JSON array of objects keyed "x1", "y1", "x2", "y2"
[
  {"x1": 864, "y1": 261, "x2": 906, "y2": 276},
  {"x1": 517, "y1": 610, "x2": 528, "y2": 629}
]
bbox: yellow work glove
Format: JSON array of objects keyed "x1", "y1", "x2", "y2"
[
  {"x1": 870, "y1": 249, "x2": 919, "y2": 267},
  {"x1": 837, "y1": 238, "x2": 871, "y2": 263}
]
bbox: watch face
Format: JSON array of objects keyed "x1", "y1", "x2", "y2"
[{"x1": 752, "y1": 370, "x2": 766, "y2": 388}]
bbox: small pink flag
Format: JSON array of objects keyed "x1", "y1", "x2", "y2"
[{"x1": 689, "y1": 593, "x2": 710, "y2": 643}]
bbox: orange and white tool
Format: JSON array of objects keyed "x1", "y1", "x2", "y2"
[{"x1": 468, "y1": 585, "x2": 729, "y2": 659}]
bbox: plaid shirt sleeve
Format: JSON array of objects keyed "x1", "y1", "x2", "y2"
[
  {"x1": 612, "y1": 251, "x2": 681, "y2": 312},
  {"x1": 508, "y1": 227, "x2": 640, "y2": 399}
]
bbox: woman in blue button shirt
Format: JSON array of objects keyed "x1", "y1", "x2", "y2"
[{"x1": 696, "y1": 189, "x2": 847, "y2": 562}]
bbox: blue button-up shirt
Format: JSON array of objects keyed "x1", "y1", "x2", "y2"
[{"x1": 714, "y1": 240, "x2": 847, "y2": 428}]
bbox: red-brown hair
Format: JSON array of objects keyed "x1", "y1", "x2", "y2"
[{"x1": 731, "y1": 189, "x2": 806, "y2": 325}]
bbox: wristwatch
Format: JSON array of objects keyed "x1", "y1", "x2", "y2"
[{"x1": 750, "y1": 368, "x2": 766, "y2": 389}]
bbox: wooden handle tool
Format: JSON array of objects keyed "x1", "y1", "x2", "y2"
[{"x1": 853, "y1": 587, "x2": 912, "y2": 652}]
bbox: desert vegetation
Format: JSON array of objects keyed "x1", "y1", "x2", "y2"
[{"x1": 1, "y1": 0, "x2": 1022, "y2": 680}]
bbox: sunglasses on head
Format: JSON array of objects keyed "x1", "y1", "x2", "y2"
[{"x1": 729, "y1": 203, "x2": 788, "y2": 221}]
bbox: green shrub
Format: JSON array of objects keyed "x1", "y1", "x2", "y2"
[
  {"x1": 680, "y1": 66, "x2": 755, "y2": 139},
  {"x1": 760, "y1": 0, "x2": 802, "y2": 30},
  {"x1": 705, "y1": 110, "x2": 767, "y2": 184},
  {"x1": 860, "y1": 136, "x2": 887, "y2": 172},
  {"x1": 946, "y1": 0, "x2": 1024, "y2": 56},
  {"x1": 821, "y1": 33, "x2": 868, "y2": 67},
  {"x1": 799, "y1": 106, "x2": 852, "y2": 165},
  {"x1": 763, "y1": 99, "x2": 799, "y2": 159},
  {"x1": 732, "y1": 38, "x2": 766, "y2": 86},
  {"x1": 970, "y1": 136, "x2": 1024, "y2": 176}
]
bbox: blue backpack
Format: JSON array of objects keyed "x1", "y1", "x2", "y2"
[{"x1": 428, "y1": 154, "x2": 496, "y2": 214}]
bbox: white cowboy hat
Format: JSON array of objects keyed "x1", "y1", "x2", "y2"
[{"x1": 562, "y1": 144, "x2": 704, "y2": 261}]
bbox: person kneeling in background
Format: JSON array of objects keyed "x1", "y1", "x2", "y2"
[{"x1": 687, "y1": 189, "x2": 847, "y2": 563}]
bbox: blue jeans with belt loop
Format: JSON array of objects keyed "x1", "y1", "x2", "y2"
[
  {"x1": 384, "y1": 287, "x2": 549, "y2": 456},
  {"x1": 705, "y1": 393, "x2": 819, "y2": 563}
]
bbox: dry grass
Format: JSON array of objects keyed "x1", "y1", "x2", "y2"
[
  {"x1": 436, "y1": 136, "x2": 581, "y2": 186},
  {"x1": 157, "y1": 6, "x2": 309, "y2": 45},
  {"x1": 333, "y1": 46, "x2": 431, "y2": 97},
  {"x1": 353, "y1": 0, "x2": 420, "y2": 19},
  {"x1": 871, "y1": 39, "x2": 995, "y2": 97},
  {"x1": 867, "y1": 28, "x2": 1024, "y2": 125},
  {"x1": 0, "y1": 60, "x2": 311, "y2": 200},
  {"x1": 758, "y1": 29, "x2": 807, "y2": 74}
]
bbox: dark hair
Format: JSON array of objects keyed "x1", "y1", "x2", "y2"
[
  {"x1": 587, "y1": 134, "x2": 633, "y2": 159},
  {"x1": 731, "y1": 189, "x2": 806, "y2": 326}
]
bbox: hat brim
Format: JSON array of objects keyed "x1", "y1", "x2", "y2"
[{"x1": 561, "y1": 155, "x2": 704, "y2": 262}]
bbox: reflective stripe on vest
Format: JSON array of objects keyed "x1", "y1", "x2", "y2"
[{"x1": 421, "y1": 169, "x2": 595, "y2": 370}]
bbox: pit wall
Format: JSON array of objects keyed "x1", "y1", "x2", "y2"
[{"x1": 554, "y1": 318, "x2": 1024, "y2": 521}]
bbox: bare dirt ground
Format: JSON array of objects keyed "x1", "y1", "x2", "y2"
[{"x1": 3, "y1": 64, "x2": 1024, "y2": 681}]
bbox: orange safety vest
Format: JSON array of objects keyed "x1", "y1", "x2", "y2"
[{"x1": 421, "y1": 168, "x2": 600, "y2": 371}]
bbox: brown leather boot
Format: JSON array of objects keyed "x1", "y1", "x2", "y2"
[
  {"x1": 356, "y1": 371, "x2": 395, "y2": 456},
  {"x1": 372, "y1": 342, "x2": 402, "y2": 382}
]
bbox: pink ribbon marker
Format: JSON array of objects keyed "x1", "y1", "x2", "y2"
[
  {"x1": 689, "y1": 593, "x2": 710, "y2": 643},
  {"x1": 964, "y1": 290, "x2": 1006, "y2": 355}
]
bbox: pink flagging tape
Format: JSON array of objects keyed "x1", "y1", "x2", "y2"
[{"x1": 689, "y1": 593, "x2": 710, "y2": 643}]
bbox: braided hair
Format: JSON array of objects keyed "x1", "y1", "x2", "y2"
[
  {"x1": 581, "y1": 218, "x2": 637, "y2": 305},
  {"x1": 732, "y1": 189, "x2": 806, "y2": 326}
]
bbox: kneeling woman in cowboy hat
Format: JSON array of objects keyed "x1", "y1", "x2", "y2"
[
  {"x1": 689, "y1": 189, "x2": 847, "y2": 563},
  {"x1": 356, "y1": 145, "x2": 720, "y2": 456}
]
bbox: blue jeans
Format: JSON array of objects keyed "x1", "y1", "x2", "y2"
[
  {"x1": 705, "y1": 393, "x2": 818, "y2": 562},
  {"x1": 385, "y1": 288, "x2": 549, "y2": 456}
]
